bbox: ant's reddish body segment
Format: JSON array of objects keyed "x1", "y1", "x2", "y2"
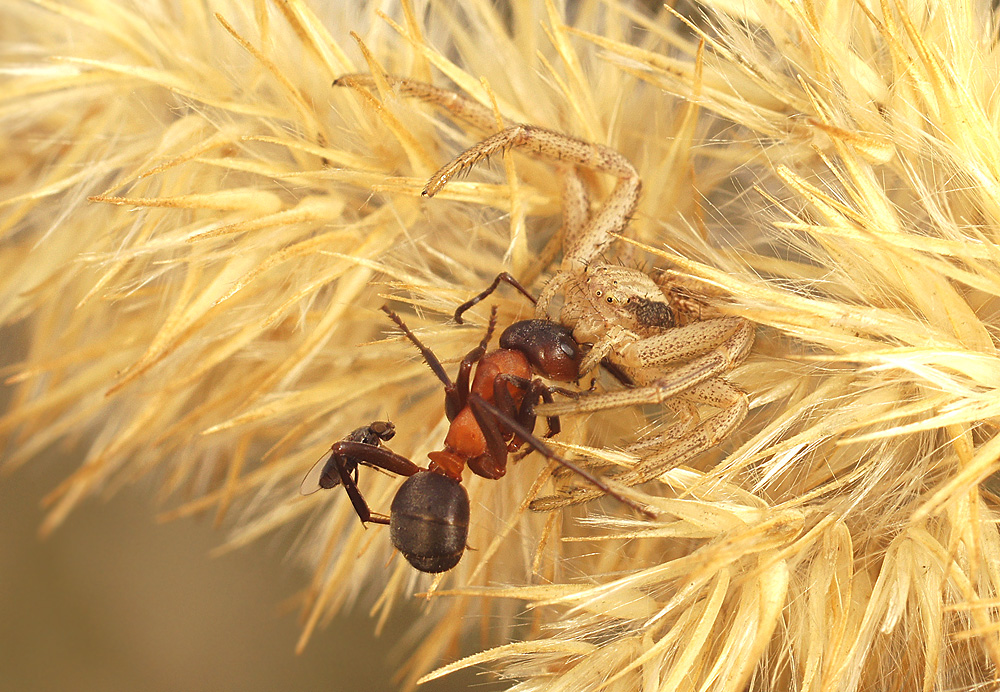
[{"x1": 301, "y1": 306, "x2": 650, "y2": 573}]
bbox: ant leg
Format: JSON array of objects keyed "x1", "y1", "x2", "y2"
[
  {"x1": 331, "y1": 455, "x2": 390, "y2": 526},
  {"x1": 465, "y1": 391, "x2": 511, "y2": 480},
  {"x1": 382, "y1": 305, "x2": 469, "y2": 419},
  {"x1": 489, "y1": 373, "x2": 535, "y2": 450},
  {"x1": 468, "y1": 394, "x2": 654, "y2": 518},
  {"x1": 478, "y1": 305, "x2": 499, "y2": 348},
  {"x1": 451, "y1": 306, "x2": 498, "y2": 418},
  {"x1": 382, "y1": 306, "x2": 452, "y2": 387},
  {"x1": 331, "y1": 441, "x2": 422, "y2": 477},
  {"x1": 531, "y1": 383, "x2": 560, "y2": 438},
  {"x1": 454, "y1": 273, "x2": 537, "y2": 324},
  {"x1": 495, "y1": 374, "x2": 561, "y2": 439}
]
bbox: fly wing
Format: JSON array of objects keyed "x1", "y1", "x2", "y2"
[{"x1": 299, "y1": 449, "x2": 340, "y2": 496}]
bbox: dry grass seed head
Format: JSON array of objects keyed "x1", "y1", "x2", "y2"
[{"x1": 6, "y1": 0, "x2": 1000, "y2": 690}]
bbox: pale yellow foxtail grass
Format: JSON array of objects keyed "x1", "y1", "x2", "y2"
[{"x1": 3, "y1": 0, "x2": 1000, "y2": 690}]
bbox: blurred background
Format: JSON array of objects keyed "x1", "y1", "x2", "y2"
[{"x1": 0, "y1": 326, "x2": 480, "y2": 692}]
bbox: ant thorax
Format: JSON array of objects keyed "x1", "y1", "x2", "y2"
[{"x1": 471, "y1": 349, "x2": 532, "y2": 401}]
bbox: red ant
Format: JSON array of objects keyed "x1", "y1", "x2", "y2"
[{"x1": 301, "y1": 304, "x2": 651, "y2": 573}]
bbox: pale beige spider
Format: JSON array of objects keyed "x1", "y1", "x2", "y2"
[
  {"x1": 335, "y1": 74, "x2": 754, "y2": 509},
  {"x1": 531, "y1": 265, "x2": 754, "y2": 508}
]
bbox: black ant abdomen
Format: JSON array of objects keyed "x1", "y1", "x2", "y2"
[{"x1": 389, "y1": 472, "x2": 470, "y2": 573}]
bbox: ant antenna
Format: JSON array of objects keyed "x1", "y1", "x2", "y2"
[{"x1": 454, "y1": 272, "x2": 537, "y2": 323}]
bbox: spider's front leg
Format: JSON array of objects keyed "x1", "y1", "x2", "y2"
[
  {"x1": 417, "y1": 119, "x2": 640, "y2": 317},
  {"x1": 432, "y1": 124, "x2": 642, "y2": 318},
  {"x1": 529, "y1": 375, "x2": 749, "y2": 511},
  {"x1": 334, "y1": 74, "x2": 510, "y2": 133},
  {"x1": 422, "y1": 124, "x2": 639, "y2": 253},
  {"x1": 334, "y1": 73, "x2": 640, "y2": 316},
  {"x1": 414, "y1": 113, "x2": 639, "y2": 318},
  {"x1": 537, "y1": 316, "x2": 754, "y2": 416}
]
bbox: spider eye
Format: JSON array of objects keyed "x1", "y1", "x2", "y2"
[
  {"x1": 594, "y1": 290, "x2": 602, "y2": 297},
  {"x1": 606, "y1": 296, "x2": 614, "y2": 303}
]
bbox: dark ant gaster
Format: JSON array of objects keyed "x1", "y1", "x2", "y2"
[{"x1": 301, "y1": 305, "x2": 652, "y2": 573}]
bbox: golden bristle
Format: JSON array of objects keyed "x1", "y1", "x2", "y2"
[{"x1": 4, "y1": 0, "x2": 1000, "y2": 689}]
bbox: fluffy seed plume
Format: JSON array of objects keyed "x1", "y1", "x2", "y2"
[{"x1": 4, "y1": 0, "x2": 1000, "y2": 690}]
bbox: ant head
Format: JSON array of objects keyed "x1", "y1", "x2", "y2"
[{"x1": 499, "y1": 319, "x2": 582, "y2": 382}]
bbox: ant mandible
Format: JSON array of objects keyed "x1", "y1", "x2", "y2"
[{"x1": 301, "y1": 305, "x2": 651, "y2": 573}]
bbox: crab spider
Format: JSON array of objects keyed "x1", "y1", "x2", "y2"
[{"x1": 335, "y1": 74, "x2": 754, "y2": 509}]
